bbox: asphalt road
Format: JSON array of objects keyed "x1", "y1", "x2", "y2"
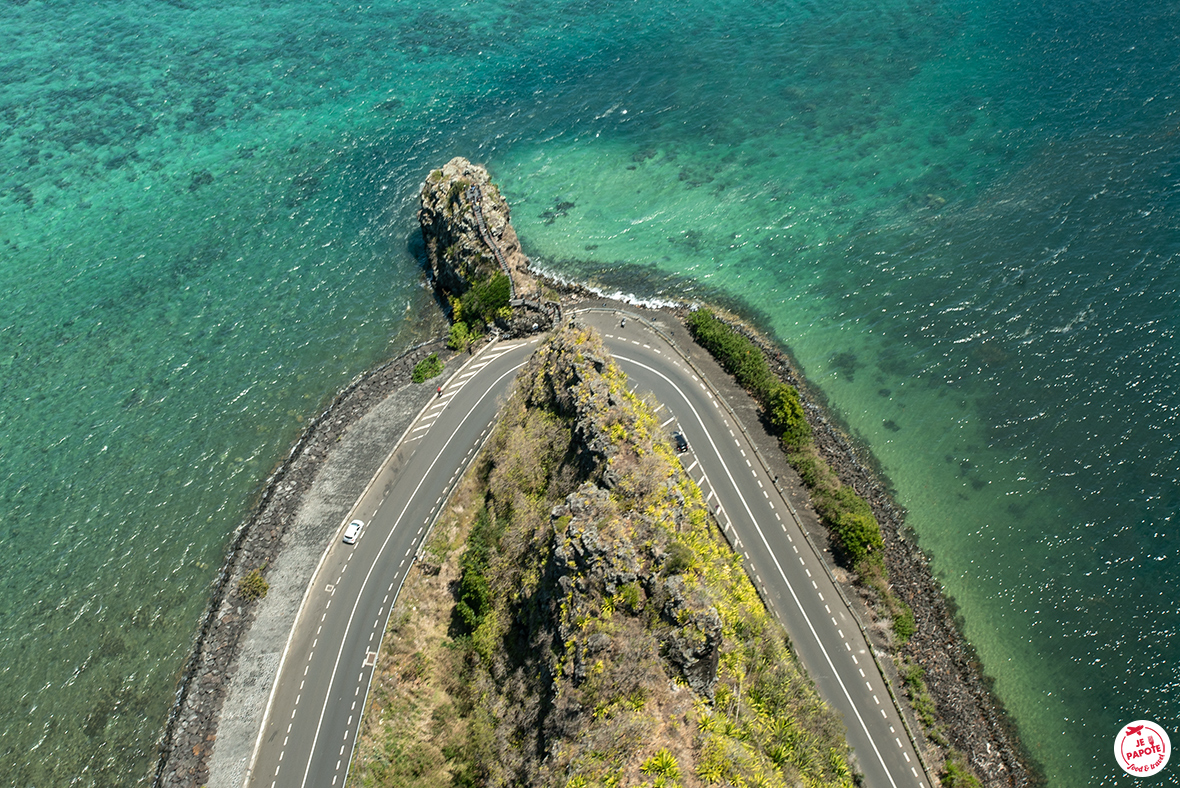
[
  {"x1": 246, "y1": 311, "x2": 930, "y2": 788},
  {"x1": 577, "y1": 308, "x2": 930, "y2": 788},
  {"x1": 244, "y1": 337, "x2": 541, "y2": 788}
]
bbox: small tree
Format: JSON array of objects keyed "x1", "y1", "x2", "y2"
[
  {"x1": 768, "y1": 382, "x2": 811, "y2": 448},
  {"x1": 412, "y1": 353, "x2": 444, "y2": 383},
  {"x1": 833, "y1": 510, "x2": 883, "y2": 564},
  {"x1": 448, "y1": 322, "x2": 471, "y2": 351}
]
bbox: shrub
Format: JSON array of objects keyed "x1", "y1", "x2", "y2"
[
  {"x1": 900, "y1": 662, "x2": 925, "y2": 692},
  {"x1": 768, "y1": 382, "x2": 811, "y2": 448},
  {"x1": 617, "y1": 581, "x2": 643, "y2": 612},
  {"x1": 892, "y1": 600, "x2": 916, "y2": 643},
  {"x1": 477, "y1": 273, "x2": 512, "y2": 315},
  {"x1": 662, "y1": 540, "x2": 698, "y2": 576},
  {"x1": 816, "y1": 484, "x2": 873, "y2": 523},
  {"x1": 687, "y1": 310, "x2": 811, "y2": 449},
  {"x1": 412, "y1": 353, "x2": 444, "y2": 383},
  {"x1": 453, "y1": 506, "x2": 500, "y2": 634},
  {"x1": 832, "y1": 510, "x2": 884, "y2": 564},
  {"x1": 640, "y1": 748, "x2": 682, "y2": 782},
  {"x1": 455, "y1": 569, "x2": 490, "y2": 633},
  {"x1": 787, "y1": 448, "x2": 830, "y2": 489},
  {"x1": 900, "y1": 661, "x2": 938, "y2": 728},
  {"x1": 446, "y1": 178, "x2": 470, "y2": 206},
  {"x1": 942, "y1": 751, "x2": 983, "y2": 788},
  {"x1": 238, "y1": 566, "x2": 269, "y2": 602},
  {"x1": 458, "y1": 273, "x2": 512, "y2": 329},
  {"x1": 685, "y1": 309, "x2": 778, "y2": 402},
  {"x1": 448, "y1": 321, "x2": 471, "y2": 351}
]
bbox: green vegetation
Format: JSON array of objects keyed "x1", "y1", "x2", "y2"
[
  {"x1": 685, "y1": 309, "x2": 778, "y2": 401},
  {"x1": 900, "y1": 662, "x2": 939, "y2": 731},
  {"x1": 788, "y1": 428, "x2": 905, "y2": 637},
  {"x1": 460, "y1": 272, "x2": 511, "y2": 326},
  {"x1": 813, "y1": 487, "x2": 883, "y2": 565},
  {"x1": 351, "y1": 326, "x2": 857, "y2": 788},
  {"x1": 447, "y1": 321, "x2": 471, "y2": 352},
  {"x1": 661, "y1": 540, "x2": 698, "y2": 577},
  {"x1": 891, "y1": 599, "x2": 916, "y2": 642},
  {"x1": 683, "y1": 309, "x2": 810, "y2": 449},
  {"x1": 238, "y1": 565, "x2": 269, "y2": 602},
  {"x1": 446, "y1": 178, "x2": 471, "y2": 208},
  {"x1": 680, "y1": 310, "x2": 882, "y2": 567},
  {"x1": 686, "y1": 309, "x2": 811, "y2": 452},
  {"x1": 448, "y1": 272, "x2": 512, "y2": 343},
  {"x1": 412, "y1": 353, "x2": 444, "y2": 383},
  {"x1": 941, "y1": 751, "x2": 983, "y2": 788},
  {"x1": 686, "y1": 311, "x2": 903, "y2": 612},
  {"x1": 767, "y1": 381, "x2": 811, "y2": 449},
  {"x1": 640, "y1": 749, "x2": 682, "y2": 787},
  {"x1": 452, "y1": 505, "x2": 502, "y2": 636}
]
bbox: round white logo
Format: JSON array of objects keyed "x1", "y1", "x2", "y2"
[{"x1": 1115, "y1": 720, "x2": 1170, "y2": 777}]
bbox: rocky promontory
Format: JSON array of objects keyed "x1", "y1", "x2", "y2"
[{"x1": 419, "y1": 157, "x2": 559, "y2": 336}]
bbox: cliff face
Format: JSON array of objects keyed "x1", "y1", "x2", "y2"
[{"x1": 351, "y1": 325, "x2": 858, "y2": 788}]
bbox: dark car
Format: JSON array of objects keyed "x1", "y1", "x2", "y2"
[{"x1": 673, "y1": 432, "x2": 688, "y2": 453}]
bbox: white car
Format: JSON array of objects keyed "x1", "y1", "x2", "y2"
[{"x1": 342, "y1": 519, "x2": 364, "y2": 544}]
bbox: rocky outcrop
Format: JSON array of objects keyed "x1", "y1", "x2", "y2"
[
  {"x1": 526, "y1": 327, "x2": 723, "y2": 699},
  {"x1": 350, "y1": 323, "x2": 856, "y2": 788},
  {"x1": 418, "y1": 157, "x2": 559, "y2": 335},
  {"x1": 549, "y1": 485, "x2": 723, "y2": 700}
]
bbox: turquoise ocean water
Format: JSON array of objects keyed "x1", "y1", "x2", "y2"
[{"x1": 1, "y1": 0, "x2": 1176, "y2": 784}]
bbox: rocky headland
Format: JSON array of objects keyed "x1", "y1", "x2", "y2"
[
  {"x1": 419, "y1": 156, "x2": 559, "y2": 336},
  {"x1": 416, "y1": 157, "x2": 1036, "y2": 786}
]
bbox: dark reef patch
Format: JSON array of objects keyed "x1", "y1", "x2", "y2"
[
  {"x1": 187, "y1": 170, "x2": 214, "y2": 191},
  {"x1": 829, "y1": 351, "x2": 860, "y2": 381},
  {"x1": 540, "y1": 198, "x2": 576, "y2": 225}
]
